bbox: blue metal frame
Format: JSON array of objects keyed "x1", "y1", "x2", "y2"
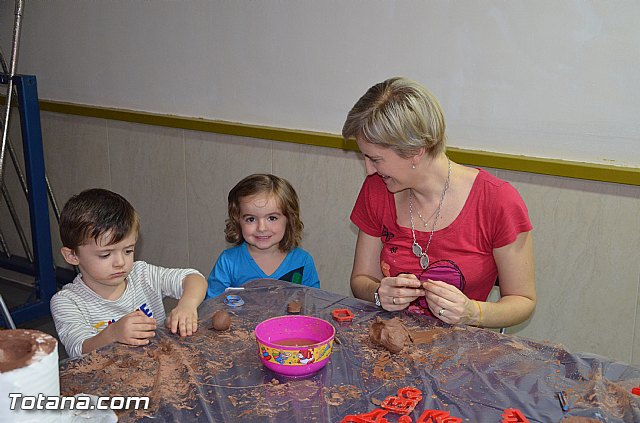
[{"x1": 0, "y1": 74, "x2": 57, "y2": 326}]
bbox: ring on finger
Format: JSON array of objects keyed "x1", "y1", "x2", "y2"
[
  {"x1": 438, "y1": 308, "x2": 446, "y2": 316},
  {"x1": 392, "y1": 297, "x2": 397, "y2": 305}
]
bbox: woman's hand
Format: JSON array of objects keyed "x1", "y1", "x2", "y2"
[
  {"x1": 378, "y1": 273, "x2": 425, "y2": 311},
  {"x1": 422, "y1": 279, "x2": 477, "y2": 325}
]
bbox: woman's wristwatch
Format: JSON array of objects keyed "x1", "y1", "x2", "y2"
[{"x1": 373, "y1": 286, "x2": 382, "y2": 307}]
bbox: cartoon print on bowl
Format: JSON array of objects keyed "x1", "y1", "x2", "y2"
[{"x1": 259, "y1": 342, "x2": 332, "y2": 366}]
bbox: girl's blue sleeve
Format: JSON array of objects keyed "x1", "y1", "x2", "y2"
[
  {"x1": 206, "y1": 253, "x2": 232, "y2": 298},
  {"x1": 303, "y1": 254, "x2": 320, "y2": 289}
]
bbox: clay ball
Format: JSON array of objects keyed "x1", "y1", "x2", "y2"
[{"x1": 212, "y1": 310, "x2": 231, "y2": 331}]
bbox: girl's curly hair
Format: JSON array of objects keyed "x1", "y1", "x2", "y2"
[{"x1": 225, "y1": 174, "x2": 303, "y2": 252}]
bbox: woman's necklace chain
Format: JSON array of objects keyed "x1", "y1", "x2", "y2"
[
  {"x1": 409, "y1": 158, "x2": 451, "y2": 269},
  {"x1": 415, "y1": 205, "x2": 437, "y2": 229}
]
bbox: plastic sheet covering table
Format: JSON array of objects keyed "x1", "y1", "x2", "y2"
[{"x1": 59, "y1": 279, "x2": 640, "y2": 422}]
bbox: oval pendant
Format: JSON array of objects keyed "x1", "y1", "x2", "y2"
[
  {"x1": 412, "y1": 243, "x2": 423, "y2": 258},
  {"x1": 420, "y1": 254, "x2": 429, "y2": 269}
]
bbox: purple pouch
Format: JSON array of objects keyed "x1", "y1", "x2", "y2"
[
  {"x1": 408, "y1": 260, "x2": 466, "y2": 315},
  {"x1": 418, "y1": 260, "x2": 466, "y2": 290}
]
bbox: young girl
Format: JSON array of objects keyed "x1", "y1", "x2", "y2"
[{"x1": 206, "y1": 174, "x2": 320, "y2": 298}]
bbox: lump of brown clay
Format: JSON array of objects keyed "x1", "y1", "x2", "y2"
[
  {"x1": 287, "y1": 301, "x2": 302, "y2": 314},
  {"x1": 212, "y1": 310, "x2": 231, "y2": 331},
  {"x1": 369, "y1": 317, "x2": 410, "y2": 354}
]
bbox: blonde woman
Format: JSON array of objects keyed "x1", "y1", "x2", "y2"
[{"x1": 343, "y1": 77, "x2": 535, "y2": 329}]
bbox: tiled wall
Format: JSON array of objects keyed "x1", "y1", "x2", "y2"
[{"x1": 2, "y1": 111, "x2": 639, "y2": 365}]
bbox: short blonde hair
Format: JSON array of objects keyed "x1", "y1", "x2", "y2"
[
  {"x1": 342, "y1": 77, "x2": 446, "y2": 158},
  {"x1": 225, "y1": 174, "x2": 303, "y2": 252}
]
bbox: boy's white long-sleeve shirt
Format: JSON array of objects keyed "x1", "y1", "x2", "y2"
[{"x1": 50, "y1": 261, "x2": 203, "y2": 358}]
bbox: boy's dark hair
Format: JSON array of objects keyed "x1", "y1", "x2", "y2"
[
  {"x1": 225, "y1": 174, "x2": 303, "y2": 252},
  {"x1": 59, "y1": 188, "x2": 140, "y2": 249}
]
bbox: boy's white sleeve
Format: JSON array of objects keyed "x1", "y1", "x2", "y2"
[
  {"x1": 144, "y1": 262, "x2": 204, "y2": 299},
  {"x1": 50, "y1": 292, "x2": 96, "y2": 359}
]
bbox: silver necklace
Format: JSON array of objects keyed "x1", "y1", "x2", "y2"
[
  {"x1": 415, "y1": 205, "x2": 437, "y2": 229},
  {"x1": 409, "y1": 158, "x2": 451, "y2": 269}
]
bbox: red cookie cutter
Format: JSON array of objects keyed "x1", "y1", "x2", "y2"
[
  {"x1": 332, "y1": 308, "x2": 355, "y2": 322},
  {"x1": 340, "y1": 408, "x2": 390, "y2": 423},
  {"x1": 501, "y1": 408, "x2": 530, "y2": 423},
  {"x1": 340, "y1": 387, "x2": 423, "y2": 422},
  {"x1": 381, "y1": 395, "x2": 419, "y2": 415},
  {"x1": 416, "y1": 409, "x2": 462, "y2": 423},
  {"x1": 381, "y1": 387, "x2": 423, "y2": 415}
]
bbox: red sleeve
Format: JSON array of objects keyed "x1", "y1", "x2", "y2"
[
  {"x1": 350, "y1": 175, "x2": 389, "y2": 238},
  {"x1": 491, "y1": 182, "x2": 533, "y2": 249}
]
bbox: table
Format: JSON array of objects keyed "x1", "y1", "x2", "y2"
[{"x1": 60, "y1": 279, "x2": 640, "y2": 422}]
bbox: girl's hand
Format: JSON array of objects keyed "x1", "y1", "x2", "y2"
[
  {"x1": 378, "y1": 274, "x2": 425, "y2": 311},
  {"x1": 107, "y1": 310, "x2": 157, "y2": 346},
  {"x1": 422, "y1": 279, "x2": 476, "y2": 324}
]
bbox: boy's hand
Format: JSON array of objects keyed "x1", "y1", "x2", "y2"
[
  {"x1": 166, "y1": 302, "x2": 199, "y2": 337},
  {"x1": 167, "y1": 273, "x2": 207, "y2": 337},
  {"x1": 107, "y1": 309, "x2": 157, "y2": 346}
]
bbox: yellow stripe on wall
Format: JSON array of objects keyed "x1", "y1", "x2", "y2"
[{"x1": 38, "y1": 100, "x2": 640, "y2": 186}]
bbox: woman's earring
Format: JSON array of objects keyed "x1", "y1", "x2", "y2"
[{"x1": 412, "y1": 164, "x2": 416, "y2": 169}]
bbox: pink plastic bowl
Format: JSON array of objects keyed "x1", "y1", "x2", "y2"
[{"x1": 255, "y1": 315, "x2": 335, "y2": 377}]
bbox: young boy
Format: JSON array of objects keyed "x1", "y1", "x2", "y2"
[{"x1": 50, "y1": 188, "x2": 207, "y2": 358}]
